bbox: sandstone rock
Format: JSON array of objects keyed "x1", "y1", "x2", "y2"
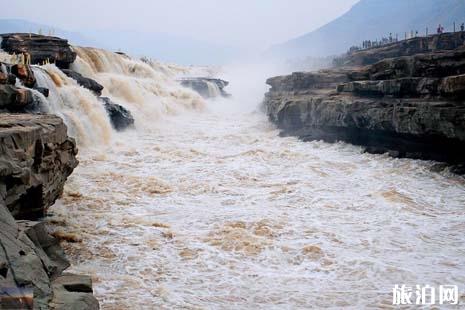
[
  {"x1": 61, "y1": 70, "x2": 104, "y2": 96},
  {"x1": 179, "y1": 77, "x2": 231, "y2": 98},
  {"x1": 0, "y1": 34, "x2": 76, "y2": 69},
  {"x1": 0, "y1": 85, "x2": 34, "y2": 111},
  {"x1": 11, "y1": 64, "x2": 36, "y2": 88},
  {"x1": 263, "y1": 45, "x2": 465, "y2": 169},
  {"x1": 49, "y1": 274, "x2": 99, "y2": 310},
  {"x1": 0, "y1": 114, "x2": 78, "y2": 219},
  {"x1": 0, "y1": 72, "x2": 17, "y2": 85},
  {"x1": 99, "y1": 97, "x2": 135, "y2": 131},
  {"x1": 342, "y1": 32, "x2": 465, "y2": 66},
  {"x1": 439, "y1": 74, "x2": 465, "y2": 98},
  {"x1": 0, "y1": 114, "x2": 98, "y2": 309}
]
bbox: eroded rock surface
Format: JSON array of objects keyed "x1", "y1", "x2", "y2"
[
  {"x1": 342, "y1": 32, "x2": 465, "y2": 66},
  {"x1": 0, "y1": 114, "x2": 98, "y2": 309},
  {"x1": 0, "y1": 114, "x2": 78, "y2": 219},
  {"x1": 0, "y1": 33, "x2": 76, "y2": 69},
  {"x1": 264, "y1": 46, "x2": 465, "y2": 169}
]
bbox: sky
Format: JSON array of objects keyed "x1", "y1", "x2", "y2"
[{"x1": 3, "y1": 0, "x2": 359, "y2": 51}]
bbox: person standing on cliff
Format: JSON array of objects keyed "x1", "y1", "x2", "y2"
[
  {"x1": 461, "y1": 23, "x2": 464, "y2": 32},
  {"x1": 437, "y1": 24, "x2": 443, "y2": 34}
]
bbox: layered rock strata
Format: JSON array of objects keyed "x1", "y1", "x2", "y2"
[
  {"x1": 264, "y1": 45, "x2": 465, "y2": 170},
  {"x1": 0, "y1": 114, "x2": 99, "y2": 309},
  {"x1": 0, "y1": 33, "x2": 76, "y2": 69}
]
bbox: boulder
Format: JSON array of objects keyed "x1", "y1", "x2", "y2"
[
  {"x1": 0, "y1": 33, "x2": 76, "y2": 69},
  {"x1": 0, "y1": 72, "x2": 17, "y2": 85},
  {"x1": 11, "y1": 64, "x2": 36, "y2": 88},
  {"x1": 0, "y1": 114, "x2": 78, "y2": 219},
  {"x1": 0, "y1": 85, "x2": 34, "y2": 111},
  {"x1": 99, "y1": 97, "x2": 135, "y2": 131},
  {"x1": 49, "y1": 274, "x2": 99, "y2": 310},
  {"x1": 179, "y1": 77, "x2": 231, "y2": 98},
  {"x1": 61, "y1": 69, "x2": 104, "y2": 96}
]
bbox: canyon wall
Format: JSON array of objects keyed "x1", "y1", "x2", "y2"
[{"x1": 264, "y1": 34, "x2": 465, "y2": 173}]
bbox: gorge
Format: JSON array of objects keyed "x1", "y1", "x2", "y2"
[{"x1": 0, "y1": 29, "x2": 464, "y2": 309}]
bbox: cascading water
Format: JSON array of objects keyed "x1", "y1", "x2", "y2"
[
  {"x1": 32, "y1": 65, "x2": 113, "y2": 146},
  {"x1": 205, "y1": 81, "x2": 222, "y2": 98},
  {"x1": 70, "y1": 47, "x2": 205, "y2": 130}
]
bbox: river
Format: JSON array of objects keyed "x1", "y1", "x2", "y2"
[{"x1": 49, "y1": 85, "x2": 465, "y2": 309}]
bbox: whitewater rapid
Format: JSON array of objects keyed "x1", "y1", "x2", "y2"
[{"x1": 48, "y1": 89, "x2": 465, "y2": 308}]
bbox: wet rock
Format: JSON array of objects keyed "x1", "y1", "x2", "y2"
[
  {"x1": 0, "y1": 72, "x2": 17, "y2": 85},
  {"x1": 33, "y1": 87, "x2": 50, "y2": 98},
  {"x1": 49, "y1": 274, "x2": 99, "y2": 310},
  {"x1": 179, "y1": 77, "x2": 231, "y2": 98},
  {"x1": 99, "y1": 97, "x2": 135, "y2": 131},
  {"x1": 263, "y1": 45, "x2": 465, "y2": 171},
  {"x1": 0, "y1": 33, "x2": 76, "y2": 69},
  {"x1": 11, "y1": 64, "x2": 36, "y2": 88},
  {"x1": 0, "y1": 114, "x2": 78, "y2": 219},
  {"x1": 61, "y1": 69, "x2": 104, "y2": 96},
  {"x1": 0, "y1": 85, "x2": 34, "y2": 111}
]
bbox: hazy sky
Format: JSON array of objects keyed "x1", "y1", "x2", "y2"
[{"x1": 4, "y1": 0, "x2": 359, "y2": 50}]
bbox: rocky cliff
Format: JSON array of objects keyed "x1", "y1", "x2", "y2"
[
  {"x1": 264, "y1": 42, "x2": 465, "y2": 172},
  {"x1": 0, "y1": 114, "x2": 99, "y2": 309}
]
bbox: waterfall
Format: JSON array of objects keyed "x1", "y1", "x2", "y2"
[
  {"x1": 2, "y1": 46, "x2": 206, "y2": 146},
  {"x1": 32, "y1": 65, "x2": 113, "y2": 146},
  {"x1": 205, "y1": 81, "x2": 222, "y2": 98},
  {"x1": 70, "y1": 47, "x2": 206, "y2": 130}
]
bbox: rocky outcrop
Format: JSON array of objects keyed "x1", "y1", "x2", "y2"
[
  {"x1": 99, "y1": 97, "x2": 135, "y2": 131},
  {"x1": 0, "y1": 33, "x2": 76, "y2": 69},
  {"x1": 264, "y1": 46, "x2": 465, "y2": 169},
  {"x1": 61, "y1": 70, "x2": 103, "y2": 96},
  {"x1": 179, "y1": 77, "x2": 231, "y2": 98},
  {"x1": 0, "y1": 114, "x2": 99, "y2": 309},
  {"x1": 341, "y1": 32, "x2": 465, "y2": 66},
  {"x1": 0, "y1": 85, "x2": 34, "y2": 111},
  {"x1": 1, "y1": 62, "x2": 48, "y2": 112},
  {"x1": 0, "y1": 114, "x2": 78, "y2": 219}
]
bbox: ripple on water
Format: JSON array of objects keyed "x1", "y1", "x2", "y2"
[{"x1": 50, "y1": 102, "x2": 465, "y2": 309}]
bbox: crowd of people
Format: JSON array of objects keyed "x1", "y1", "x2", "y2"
[{"x1": 348, "y1": 22, "x2": 465, "y2": 54}]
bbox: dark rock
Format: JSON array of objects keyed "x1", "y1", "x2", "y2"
[
  {"x1": 33, "y1": 87, "x2": 50, "y2": 98},
  {"x1": 0, "y1": 114, "x2": 98, "y2": 309},
  {"x1": 0, "y1": 85, "x2": 34, "y2": 111},
  {"x1": 263, "y1": 45, "x2": 465, "y2": 172},
  {"x1": 0, "y1": 114, "x2": 78, "y2": 219},
  {"x1": 0, "y1": 72, "x2": 17, "y2": 85},
  {"x1": 99, "y1": 97, "x2": 134, "y2": 131},
  {"x1": 179, "y1": 77, "x2": 231, "y2": 98},
  {"x1": 11, "y1": 64, "x2": 36, "y2": 88},
  {"x1": 0, "y1": 33, "x2": 76, "y2": 69},
  {"x1": 61, "y1": 69, "x2": 104, "y2": 96}
]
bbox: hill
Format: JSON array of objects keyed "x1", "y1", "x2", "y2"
[{"x1": 268, "y1": 0, "x2": 465, "y2": 60}]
